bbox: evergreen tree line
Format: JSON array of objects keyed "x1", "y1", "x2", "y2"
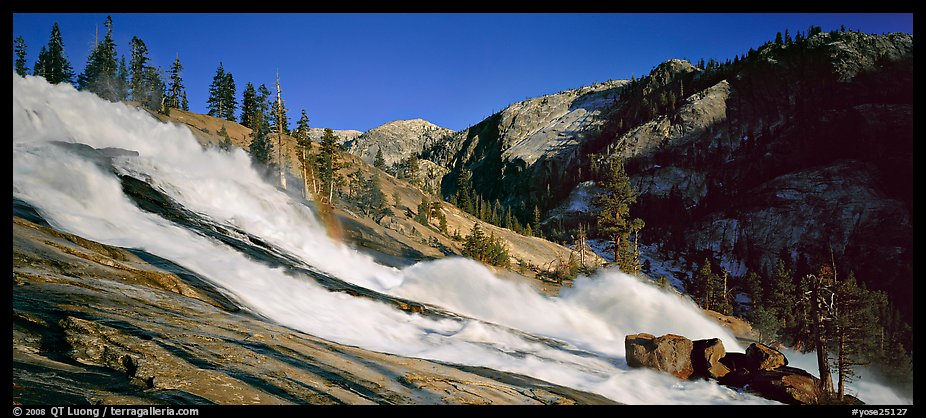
[
  {"x1": 446, "y1": 171, "x2": 542, "y2": 239},
  {"x1": 19, "y1": 17, "x2": 188, "y2": 115}
]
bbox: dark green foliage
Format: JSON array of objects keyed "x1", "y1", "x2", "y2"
[
  {"x1": 129, "y1": 36, "x2": 150, "y2": 100},
  {"x1": 348, "y1": 171, "x2": 392, "y2": 223},
  {"x1": 270, "y1": 78, "x2": 289, "y2": 135},
  {"x1": 594, "y1": 157, "x2": 643, "y2": 272},
  {"x1": 217, "y1": 126, "x2": 233, "y2": 151},
  {"x1": 248, "y1": 121, "x2": 273, "y2": 169},
  {"x1": 831, "y1": 271, "x2": 882, "y2": 398},
  {"x1": 294, "y1": 109, "x2": 311, "y2": 141},
  {"x1": 33, "y1": 22, "x2": 74, "y2": 85},
  {"x1": 765, "y1": 258, "x2": 796, "y2": 341},
  {"x1": 690, "y1": 258, "x2": 729, "y2": 313},
  {"x1": 239, "y1": 82, "x2": 259, "y2": 129},
  {"x1": 144, "y1": 66, "x2": 166, "y2": 113},
  {"x1": 115, "y1": 56, "x2": 129, "y2": 101},
  {"x1": 743, "y1": 270, "x2": 764, "y2": 309},
  {"x1": 462, "y1": 224, "x2": 510, "y2": 268},
  {"x1": 415, "y1": 197, "x2": 430, "y2": 225},
  {"x1": 166, "y1": 55, "x2": 187, "y2": 110},
  {"x1": 14, "y1": 36, "x2": 28, "y2": 76},
  {"x1": 206, "y1": 62, "x2": 237, "y2": 121},
  {"x1": 373, "y1": 149, "x2": 386, "y2": 170},
  {"x1": 78, "y1": 16, "x2": 118, "y2": 101},
  {"x1": 316, "y1": 128, "x2": 342, "y2": 203},
  {"x1": 395, "y1": 154, "x2": 421, "y2": 186},
  {"x1": 438, "y1": 211, "x2": 448, "y2": 234},
  {"x1": 543, "y1": 252, "x2": 580, "y2": 284},
  {"x1": 751, "y1": 305, "x2": 783, "y2": 344},
  {"x1": 455, "y1": 171, "x2": 475, "y2": 213},
  {"x1": 293, "y1": 109, "x2": 316, "y2": 199},
  {"x1": 127, "y1": 37, "x2": 165, "y2": 112},
  {"x1": 247, "y1": 84, "x2": 274, "y2": 169},
  {"x1": 532, "y1": 205, "x2": 542, "y2": 237},
  {"x1": 221, "y1": 71, "x2": 237, "y2": 121}
]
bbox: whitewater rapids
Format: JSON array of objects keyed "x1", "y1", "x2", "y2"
[{"x1": 10, "y1": 74, "x2": 803, "y2": 404}]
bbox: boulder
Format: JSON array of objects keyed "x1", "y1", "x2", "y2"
[
  {"x1": 745, "y1": 343, "x2": 788, "y2": 371},
  {"x1": 625, "y1": 333, "x2": 694, "y2": 379},
  {"x1": 746, "y1": 366, "x2": 826, "y2": 405},
  {"x1": 691, "y1": 338, "x2": 730, "y2": 379}
]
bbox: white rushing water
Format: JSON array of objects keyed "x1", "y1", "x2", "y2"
[{"x1": 12, "y1": 74, "x2": 903, "y2": 405}]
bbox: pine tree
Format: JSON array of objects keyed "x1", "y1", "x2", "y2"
[
  {"x1": 832, "y1": 272, "x2": 882, "y2": 400},
  {"x1": 33, "y1": 45, "x2": 47, "y2": 78},
  {"x1": 257, "y1": 84, "x2": 272, "y2": 125},
  {"x1": 221, "y1": 70, "x2": 237, "y2": 121},
  {"x1": 137, "y1": 65, "x2": 165, "y2": 113},
  {"x1": 317, "y1": 128, "x2": 342, "y2": 203},
  {"x1": 78, "y1": 16, "x2": 118, "y2": 101},
  {"x1": 594, "y1": 157, "x2": 643, "y2": 270},
  {"x1": 239, "y1": 82, "x2": 259, "y2": 129},
  {"x1": 695, "y1": 258, "x2": 721, "y2": 310},
  {"x1": 744, "y1": 270, "x2": 764, "y2": 310},
  {"x1": 115, "y1": 55, "x2": 129, "y2": 101},
  {"x1": 404, "y1": 154, "x2": 420, "y2": 186},
  {"x1": 416, "y1": 197, "x2": 430, "y2": 225},
  {"x1": 247, "y1": 83, "x2": 274, "y2": 170},
  {"x1": 129, "y1": 36, "x2": 150, "y2": 101},
  {"x1": 373, "y1": 148, "x2": 386, "y2": 170},
  {"x1": 166, "y1": 54, "x2": 187, "y2": 110},
  {"x1": 293, "y1": 109, "x2": 316, "y2": 200},
  {"x1": 804, "y1": 263, "x2": 835, "y2": 396},
  {"x1": 207, "y1": 63, "x2": 228, "y2": 118},
  {"x1": 456, "y1": 172, "x2": 475, "y2": 214},
  {"x1": 766, "y1": 258, "x2": 796, "y2": 338},
  {"x1": 270, "y1": 72, "x2": 289, "y2": 134},
  {"x1": 217, "y1": 126, "x2": 233, "y2": 151},
  {"x1": 14, "y1": 36, "x2": 28, "y2": 76},
  {"x1": 367, "y1": 174, "x2": 393, "y2": 222},
  {"x1": 33, "y1": 22, "x2": 74, "y2": 85},
  {"x1": 532, "y1": 205, "x2": 542, "y2": 237},
  {"x1": 438, "y1": 211, "x2": 448, "y2": 234},
  {"x1": 462, "y1": 224, "x2": 509, "y2": 267},
  {"x1": 463, "y1": 223, "x2": 487, "y2": 260},
  {"x1": 248, "y1": 117, "x2": 274, "y2": 169}
]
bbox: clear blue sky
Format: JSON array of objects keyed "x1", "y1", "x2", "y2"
[{"x1": 12, "y1": 13, "x2": 913, "y2": 132}]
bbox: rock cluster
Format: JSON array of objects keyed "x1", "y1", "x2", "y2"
[{"x1": 625, "y1": 333, "x2": 852, "y2": 405}]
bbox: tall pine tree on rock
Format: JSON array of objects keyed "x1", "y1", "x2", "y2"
[
  {"x1": 78, "y1": 16, "x2": 118, "y2": 101},
  {"x1": 207, "y1": 63, "x2": 237, "y2": 121},
  {"x1": 33, "y1": 22, "x2": 74, "y2": 85},
  {"x1": 166, "y1": 54, "x2": 188, "y2": 111}
]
